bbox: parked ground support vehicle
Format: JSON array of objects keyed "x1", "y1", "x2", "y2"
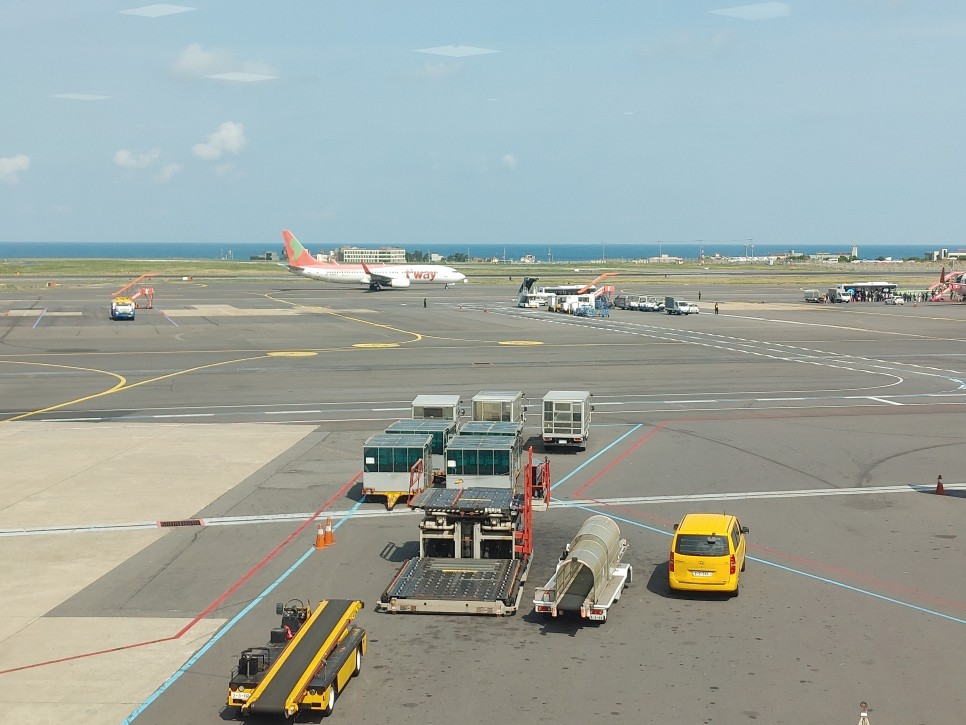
[
  {"x1": 378, "y1": 450, "x2": 548, "y2": 616},
  {"x1": 227, "y1": 598, "x2": 366, "y2": 718},
  {"x1": 533, "y1": 515, "x2": 631, "y2": 622},
  {"x1": 668, "y1": 513, "x2": 749, "y2": 596},
  {"x1": 613, "y1": 294, "x2": 641, "y2": 310},
  {"x1": 828, "y1": 286, "x2": 852, "y2": 303},
  {"x1": 110, "y1": 296, "x2": 136, "y2": 320},
  {"x1": 803, "y1": 289, "x2": 825, "y2": 303},
  {"x1": 664, "y1": 297, "x2": 694, "y2": 315},
  {"x1": 640, "y1": 296, "x2": 663, "y2": 311},
  {"x1": 679, "y1": 300, "x2": 700, "y2": 314},
  {"x1": 885, "y1": 296, "x2": 905, "y2": 305},
  {"x1": 542, "y1": 390, "x2": 592, "y2": 451}
]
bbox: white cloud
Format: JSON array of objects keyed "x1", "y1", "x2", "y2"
[
  {"x1": 121, "y1": 4, "x2": 195, "y2": 18},
  {"x1": 414, "y1": 45, "x2": 500, "y2": 58},
  {"x1": 501, "y1": 153, "x2": 518, "y2": 170},
  {"x1": 193, "y1": 121, "x2": 247, "y2": 161},
  {"x1": 0, "y1": 155, "x2": 30, "y2": 184},
  {"x1": 156, "y1": 162, "x2": 183, "y2": 182},
  {"x1": 173, "y1": 43, "x2": 276, "y2": 80},
  {"x1": 113, "y1": 148, "x2": 162, "y2": 170},
  {"x1": 51, "y1": 93, "x2": 110, "y2": 101},
  {"x1": 710, "y1": 2, "x2": 791, "y2": 20}
]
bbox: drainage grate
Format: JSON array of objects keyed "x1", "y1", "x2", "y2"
[{"x1": 158, "y1": 519, "x2": 203, "y2": 528}]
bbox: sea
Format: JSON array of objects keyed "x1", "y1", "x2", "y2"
[{"x1": 0, "y1": 241, "x2": 945, "y2": 263}]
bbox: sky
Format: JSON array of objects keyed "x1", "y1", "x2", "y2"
[{"x1": 2, "y1": 1, "x2": 965, "y2": 248}]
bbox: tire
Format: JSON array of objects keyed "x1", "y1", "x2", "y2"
[
  {"x1": 322, "y1": 685, "x2": 336, "y2": 716},
  {"x1": 740, "y1": 559, "x2": 746, "y2": 573},
  {"x1": 352, "y1": 646, "x2": 363, "y2": 677}
]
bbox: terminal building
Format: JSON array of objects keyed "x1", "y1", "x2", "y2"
[{"x1": 336, "y1": 246, "x2": 406, "y2": 264}]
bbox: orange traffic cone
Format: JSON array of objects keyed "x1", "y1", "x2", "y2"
[
  {"x1": 314, "y1": 523, "x2": 327, "y2": 549},
  {"x1": 936, "y1": 474, "x2": 944, "y2": 495},
  {"x1": 323, "y1": 517, "x2": 334, "y2": 546}
]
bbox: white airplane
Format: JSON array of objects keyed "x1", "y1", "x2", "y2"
[{"x1": 281, "y1": 230, "x2": 467, "y2": 291}]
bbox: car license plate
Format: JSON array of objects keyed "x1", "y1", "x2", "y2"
[{"x1": 691, "y1": 570, "x2": 713, "y2": 577}]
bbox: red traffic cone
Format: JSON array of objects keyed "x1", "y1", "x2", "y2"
[
  {"x1": 314, "y1": 523, "x2": 327, "y2": 549},
  {"x1": 936, "y1": 474, "x2": 944, "y2": 495},
  {"x1": 323, "y1": 517, "x2": 334, "y2": 546}
]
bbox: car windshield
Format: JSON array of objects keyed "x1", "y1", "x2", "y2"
[{"x1": 675, "y1": 534, "x2": 730, "y2": 556}]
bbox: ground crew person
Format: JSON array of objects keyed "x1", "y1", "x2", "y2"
[{"x1": 714, "y1": 302, "x2": 719, "y2": 315}]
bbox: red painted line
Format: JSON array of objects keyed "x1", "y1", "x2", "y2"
[
  {"x1": 0, "y1": 471, "x2": 362, "y2": 676},
  {"x1": 571, "y1": 423, "x2": 666, "y2": 498}
]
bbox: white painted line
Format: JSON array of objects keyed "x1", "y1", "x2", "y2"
[
  {"x1": 867, "y1": 396, "x2": 903, "y2": 406},
  {"x1": 4, "y1": 483, "x2": 962, "y2": 538}
]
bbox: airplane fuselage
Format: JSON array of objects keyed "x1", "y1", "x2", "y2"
[{"x1": 291, "y1": 263, "x2": 465, "y2": 288}]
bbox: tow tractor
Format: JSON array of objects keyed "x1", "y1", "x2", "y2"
[
  {"x1": 227, "y1": 598, "x2": 366, "y2": 718},
  {"x1": 378, "y1": 448, "x2": 548, "y2": 616}
]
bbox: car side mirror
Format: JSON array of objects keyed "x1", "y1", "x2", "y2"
[
  {"x1": 672, "y1": 523, "x2": 679, "y2": 531},
  {"x1": 741, "y1": 526, "x2": 749, "y2": 534}
]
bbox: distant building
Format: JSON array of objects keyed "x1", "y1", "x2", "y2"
[
  {"x1": 336, "y1": 246, "x2": 406, "y2": 264},
  {"x1": 250, "y1": 251, "x2": 278, "y2": 261}
]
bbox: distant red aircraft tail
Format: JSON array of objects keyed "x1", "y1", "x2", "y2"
[{"x1": 281, "y1": 230, "x2": 334, "y2": 268}]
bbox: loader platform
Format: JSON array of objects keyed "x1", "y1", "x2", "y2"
[{"x1": 379, "y1": 556, "x2": 531, "y2": 615}]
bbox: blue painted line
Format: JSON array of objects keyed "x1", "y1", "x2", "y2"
[
  {"x1": 565, "y1": 502, "x2": 966, "y2": 626},
  {"x1": 123, "y1": 499, "x2": 365, "y2": 723},
  {"x1": 32, "y1": 309, "x2": 47, "y2": 330},
  {"x1": 160, "y1": 310, "x2": 179, "y2": 327},
  {"x1": 550, "y1": 424, "x2": 643, "y2": 491}
]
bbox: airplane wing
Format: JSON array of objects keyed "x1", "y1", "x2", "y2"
[{"x1": 361, "y1": 261, "x2": 410, "y2": 288}]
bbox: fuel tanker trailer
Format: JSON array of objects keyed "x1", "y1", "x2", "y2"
[{"x1": 533, "y1": 515, "x2": 631, "y2": 623}]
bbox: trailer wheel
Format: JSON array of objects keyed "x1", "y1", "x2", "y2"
[
  {"x1": 322, "y1": 685, "x2": 336, "y2": 716},
  {"x1": 352, "y1": 646, "x2": 363, "y2": 676}
]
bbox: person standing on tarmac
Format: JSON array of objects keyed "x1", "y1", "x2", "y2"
[{"x1": 714, "y1": 302, "x2": 719, "y2": 315}]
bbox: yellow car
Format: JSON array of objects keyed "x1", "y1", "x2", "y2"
[{"x1": 668, "y1": 513, "x2": 749, "y2": 596}]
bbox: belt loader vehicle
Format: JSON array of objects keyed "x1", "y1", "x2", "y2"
[
  {"x1": 227, "y1": 598, "x2": 366, "y2": 718},
  {"x1": 533, "y1": 515, "x2": 631, "y2": 622}
]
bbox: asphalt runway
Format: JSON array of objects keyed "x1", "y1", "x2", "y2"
[{"x1": 1, "y1": 276, "x2": 965, "y2": 725}]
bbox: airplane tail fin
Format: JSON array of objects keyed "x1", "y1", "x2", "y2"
[{"x1": 282, "y1": 230, "x2": 324, "y2": 268}]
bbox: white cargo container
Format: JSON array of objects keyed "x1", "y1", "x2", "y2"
[
  {"x1": 411, "y1": 394, "x2": 462, "y2": 421},
  {"x1": 542, "y1": 390, "x2": 592, "y2": 451},
  {"x1": 471, "y1": 391, "x2": 525, "y2": 423}
]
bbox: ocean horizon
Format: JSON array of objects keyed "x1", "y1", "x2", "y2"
[{"x1": 0, "y1": 241, "x2": 950, "y2": 263}]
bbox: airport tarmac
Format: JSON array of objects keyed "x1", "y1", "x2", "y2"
[{"x1": 1, "y1": 276, "x2": 965, "y2": 725}]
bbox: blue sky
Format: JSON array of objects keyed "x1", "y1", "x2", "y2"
[{"x1": 2, "y1": 2, "x2": 964, "y2": 247}]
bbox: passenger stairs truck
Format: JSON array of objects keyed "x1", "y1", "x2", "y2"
[
  {"x1": 542, "y1": 390, "x2": 592, "y2": 451},
  {"x1": 227, "y1": 598, "x2": 366, "y2": 719},
  {"x1": 533, "y1": 515, "x2": 631, "y2": 623}
]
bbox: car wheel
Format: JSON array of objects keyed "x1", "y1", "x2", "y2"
[
  {"x1": 731, "y1": 583, "x2": 740, "y2": 598},
  {"x1": 740, "y1": 559, "x2": 746, "y2": 572},
  {"x1": 322, "y1": 685, "x2": 336, "y2": 716}
]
